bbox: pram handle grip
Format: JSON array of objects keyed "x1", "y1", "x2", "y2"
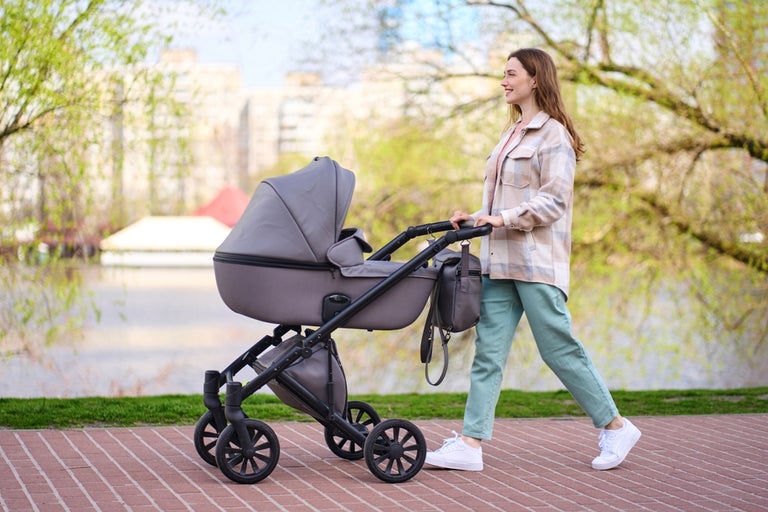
[
  {"x1": 418, "y1": 219, "x2": 491, "y2": 235},
  {"x1": 403, "y1": 219, "x2": 492, "y2": 239},
  {"x1": 451, "y1": 221, "x2": 492, "y2": 242},
  {"x1": 368, "y1": 221, "x2": 491, "y2": 261}
]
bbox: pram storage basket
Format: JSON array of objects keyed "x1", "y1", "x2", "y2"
[
  {"x1": 213, "y1": 156, "x2": 438, "y2": 329},
  {"x1": 252, "y1": 334, "x2": 347, "y2": 420}
]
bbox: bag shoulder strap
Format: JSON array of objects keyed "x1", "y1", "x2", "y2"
[
  {"x1": 420, "y1": 245, "x2": 468, "y2": 386},
  {"x1": 421, "y1": 292, "x2": 450, "y2": 386},
  {"x1": 420, "y1": 241, "x2": 473, "y2": 386},
  {"x1": 459, "y1": 241, "x2": 469, "y2": 279},
  {"x1": 420, "y1": 283, "x2": 439, "y2": 364}
]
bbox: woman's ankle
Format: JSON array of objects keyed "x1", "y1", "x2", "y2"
[
  {"x1": 461, "y1": 435, "x2": 483, "y2": 448},
  {"x1": 603, "y1": 415, "x2": 624, "y2": 430}
]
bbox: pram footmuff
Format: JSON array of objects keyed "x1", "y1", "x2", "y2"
[{"x1": 194, "y1": 156, "x2": 489, "y2": 485}]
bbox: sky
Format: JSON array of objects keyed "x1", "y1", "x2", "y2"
[
  {"x1": 164, "y1": 0, "x2": 327, "y2": 88},
  {"x1": 160, "y1": 1, "x2": 487, "y2": 89}
]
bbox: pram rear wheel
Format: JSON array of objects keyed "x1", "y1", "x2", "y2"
[
  {"x1": 215, "y1": 419, "x2": 280, "y2": 484},
  {"x1": 193, "y1": 411, "x2": 221, "y2": 466},
  {"x1": 324, "y1": 400, "x2": 381, "y2": 460},
  {"x1": 364, "y1": 419, "x2": 426, "y2": 483}
]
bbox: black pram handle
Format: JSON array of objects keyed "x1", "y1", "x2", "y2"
[
  {"x1": 369, "y1": 220, "x2": 491, "y2": 261},
  {"x1": 447, "y1": 221, "x2": 492, "y2": 243}
]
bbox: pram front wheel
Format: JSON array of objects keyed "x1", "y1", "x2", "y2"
[
  {"x1": 193, "y1": 411, "x2": 221, "y2": 466},
  {"x1": 215, "y1": 419, "x2": 280, "y2": 484},
  {"x1": 324, "y1": 400, "x2": 381, "y2": 460},
  {"x1": 364, "y1": 419, "x2": 426, "y2": 483}
]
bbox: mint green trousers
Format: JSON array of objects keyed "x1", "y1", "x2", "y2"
[{"x1": 462, "y1": 278, "x2": 619, "y2": 440}]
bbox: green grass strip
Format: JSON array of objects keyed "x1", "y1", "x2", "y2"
[{"x1": 1, "y1": 387, "x2": 766, "y2": 429}]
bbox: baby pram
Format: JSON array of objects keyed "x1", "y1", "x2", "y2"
[{"x1": 193, "y1": 156, "x2": 489, "y2": 484}]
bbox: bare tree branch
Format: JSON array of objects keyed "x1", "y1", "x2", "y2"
[
  {"x1": 701, "y1": 2, "x2": 768, "y2": 120},
  {"x1": 466, "y1": 0, "x2": 768, "y2": 163}
]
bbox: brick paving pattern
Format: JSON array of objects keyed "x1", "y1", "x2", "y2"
[{"x1": 1, "y1": 414, "x2": 767, "y2": 511}]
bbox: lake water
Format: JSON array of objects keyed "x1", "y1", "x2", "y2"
[{"x1": 1, "y1": 266, "x2": 766, "y2": 398}]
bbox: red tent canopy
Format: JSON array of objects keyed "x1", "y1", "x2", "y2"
[{"x1": 194, "y1": 186, "x2": 250, "y2": 227}]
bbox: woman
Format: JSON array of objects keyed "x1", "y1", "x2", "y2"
[{"x1": 424, "y1": 48, "x2": 640, "y2": 472}]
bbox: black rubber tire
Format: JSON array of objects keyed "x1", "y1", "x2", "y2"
[
  {"x1": 214, "y1": 419, "x2": 280, "y2": 484},
  {"x1": 324, "y1": 401, "x2": 381, "y2": 460},
  {"x1": 193, "y1": 411, "x2": 220, "y2": 467},
  {"x1": 363, "y1": 418, "x2": 426, "y2": 483}
]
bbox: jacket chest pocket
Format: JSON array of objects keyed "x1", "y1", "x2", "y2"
[{"x1": 500, "y1": 145, "x2": 536, "y2": 188}]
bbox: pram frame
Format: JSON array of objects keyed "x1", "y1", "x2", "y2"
[{"x1": 198, "y1": 220, "x2": 490, "y2": 484}]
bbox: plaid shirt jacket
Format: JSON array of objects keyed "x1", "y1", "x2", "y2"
[{"x1": 471, "y1": 111, "x2": 576, "y2": 298}]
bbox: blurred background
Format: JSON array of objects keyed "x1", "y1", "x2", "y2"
[{"x1": 1, "y1": 0, "x2": 766, "y2": 398}]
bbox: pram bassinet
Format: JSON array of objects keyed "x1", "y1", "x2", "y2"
[{"x1": 213, "y1": 156, "x2": 439, "y2": 329}]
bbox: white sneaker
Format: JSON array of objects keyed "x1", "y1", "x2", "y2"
[
  {"x1": 424, "y1": 431, "x2": 483, "y2": 471},
  {"x1": 591, "y1": 418, "x2": 641, "y2": 470}
]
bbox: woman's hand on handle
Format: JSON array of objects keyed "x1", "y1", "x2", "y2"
[
  {"x1": 451, "y1": 211, "x2": 504, "y2": 230},
  {"x1": 450, "y1": 211, "x2": 474, "y2": 230},
  {"x1": 473, "y1": 214, "x2": 504, "y2": 228}
]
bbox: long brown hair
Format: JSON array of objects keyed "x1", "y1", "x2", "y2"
[{"x1": 506, "y1": 48, "x2": 585, "y2": 160}]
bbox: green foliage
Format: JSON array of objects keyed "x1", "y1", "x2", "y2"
[
  {"x1": 330, "y1": 119, "x2": 484, "y2": 255},
  {"x1": 321, "y1": 0, "x2": 767, "y2": 384},
  {"x1": 0, "y1": 0, "x2": 212, "y2": 360},
  {"x1": 1, "y1": 0, "x2": 765, "y2": 395}
]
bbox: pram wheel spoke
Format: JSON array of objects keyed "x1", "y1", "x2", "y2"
[
  {"x1": 324, "y1": 401, "x2": 381, "y2": 461},
  {"x1": 193, "y1": 411, "x2": 221, "y2": 467},
  {"x1": 364, "y1": 419, "x2": 426, "y2": 484},
  {"x1": 194, "y1": 410, "x2": 251, "y2": 467},
  {"x1": 215, "y1": 419, "x2": 280, "y2": 484}
]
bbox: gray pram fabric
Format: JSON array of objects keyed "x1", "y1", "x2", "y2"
[
  {"x1": 252, "y1": 334, "x2": 347, "y2": 419},
  {"x1": 214, "y1": 156, "x2": 439, "y2": 330},
  {"x1": 217, "y1": 156, "x2": 355, "y2": 263}
]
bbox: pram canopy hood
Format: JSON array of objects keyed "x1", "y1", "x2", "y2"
[
  {"x1": 217, "y1": 157, "x2": 356, "y2": 263},
  {"x1": 215, "y1": 156, "x2": 440, "y2": 330}
]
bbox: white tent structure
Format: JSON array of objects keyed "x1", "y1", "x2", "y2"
[{"x1": 100, "y1": 216, "x2": 231, "y2": 267}]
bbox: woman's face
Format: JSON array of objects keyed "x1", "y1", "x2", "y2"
[{"x1": 501, "y1": 57, "x2": 536, "y2": 106}]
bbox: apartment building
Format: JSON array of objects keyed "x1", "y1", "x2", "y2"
[{"x1": 107, "y1": 46, "x2": 497, "y2": 222}]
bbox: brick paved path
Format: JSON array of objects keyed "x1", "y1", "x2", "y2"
[{"x1": 1, "y1": 415, "x2": 766, "y2": 511}]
